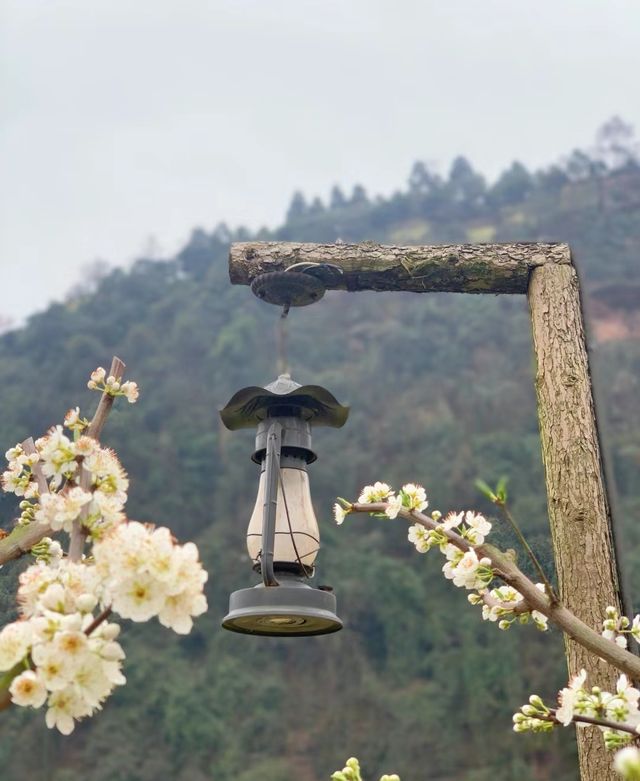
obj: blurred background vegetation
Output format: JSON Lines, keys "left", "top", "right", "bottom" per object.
{"left": 0, "top": 118, "right": 639, "bottom": 781}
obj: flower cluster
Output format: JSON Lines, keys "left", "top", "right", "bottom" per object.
{"left": 442, "top": 545, "right": 494, "bottom": 590}
{"left": 337, "top": 483, "right": 554, "bottom": 638}
{"left": 0, "top": 518, "right": 208, "bottom": 732}
{"left": 93, "top": 521, "right": 208, "bottom": 634}
{"left": 602, "top": 606, "right": 640, "bottom": 650}
{"left": 1, "top": 445, "right": 40, "bottom": 498}
{"left": 385, "top": 483, "right": 428, "bottom": 518}
{"left": 87, "top": 367, "right": 139, "bottom": 403}
{"left": 331, "top": 757, "right": 400, "bottom": 781}
{"left": 0, "top": 365, "right": 209, "bottom": 736}
{"left": 471, "top": 583, "right": 548, "bottom": 632}
{"left": 514, "top": 669, "right": 640, "bottom": 752}
{"left": 0, "top": 557, "right": 125, "bottom": 735}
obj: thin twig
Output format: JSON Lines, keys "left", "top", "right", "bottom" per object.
{"left": 84, "top": 606, "right": 113, "bottom": 636}
{"left": 536, "top": 709, "right": 640, "bottom": 737}
{"left": 498, "top": 500, "right": 558, "bottom": 603}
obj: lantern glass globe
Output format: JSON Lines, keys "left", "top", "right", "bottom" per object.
{"left": 247, "top": 466, "right": 319, "bottom": 568}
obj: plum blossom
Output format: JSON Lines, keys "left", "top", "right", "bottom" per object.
{"left": 333, "top": 503, "right": 348, "bottom": 525}
{"left": 0, "top": 621, "right": 33, "bottom": 671}
{"left": 36, "top": 426, "right": 77, "bottom": 487}
{"left": 556, "top": 668, "right": 588, "bottom": 726}
{"left": 87, "top": 367, "right": 140, "bottom": 403}
{"left": 443, "top": 548, "right": 493, "bottom": 590}
{"left": 120, "top": 381, "right": 139, "bottom": 403}
{"left": 93, "top": 521, "right": 208, "bottom": 631}
{"left": 9, "top": 671, "right": 48, "bottom": 708}
{"left": 358, "top": 482, "right": 393, "bottom": 504}
{"left": 407, "top": 524, "right": 432, "bottom": 553}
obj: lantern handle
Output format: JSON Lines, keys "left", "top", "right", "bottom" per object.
{"left": 261, "top": 421, "right": 282, "bottom": 587}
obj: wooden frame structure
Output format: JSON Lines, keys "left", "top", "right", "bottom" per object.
{"left": 229, "top": 240, "right": 626, "bottom": 781}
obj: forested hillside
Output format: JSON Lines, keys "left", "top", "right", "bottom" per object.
{"left": 1, "top": 122, "right": 639, "bottom": 781}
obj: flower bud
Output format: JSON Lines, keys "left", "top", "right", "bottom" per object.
{"left": 100, "top": 622, "right": 121, "bottom": 641}
{"left": 76, "top": 593, "right": 98, "bottom": 613}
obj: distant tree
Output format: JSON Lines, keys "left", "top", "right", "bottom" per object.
{"left": 564, "top": 149, "right": 606, "bottom": 182}
{"left": 330, "top": 186, "right": 347, "bottom": 210}
{"left": 488, "top": 162, "right": 534, "bottom": 206}
{"left": 408, "top": 161, "right": 442, "bottom": 197}
{"left": 447, "top": 156, "right": 486, "bottom": 208}
{"left": 233, "top": 226, "right": 252, "bottom": 241}
{"left": 286, "top": 191, "right": 308, "bottom": 221}
{"left": 212, "top": 222, "right": 232, "bottom": 244}
{"left": 594, "top": 116, "right": 640, "bottom": 172}
{"left": 350, "top": 184, "right": 369, "bottom": 206}
{"left": 308, "top": 196, "right": 326, "bottom": 216}
{"left": 535, "top": 165, "right": 569, "bottom": 193}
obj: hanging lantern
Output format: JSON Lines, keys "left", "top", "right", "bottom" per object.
{"left": 219, "top": 374, "right": 349, "bottom": 636}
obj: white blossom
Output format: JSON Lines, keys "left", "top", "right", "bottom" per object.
{"left": 407, "top": 524, "right": 431, "bottom": 553}
{"left": 358, "top": 482, "right": 394, "bottom": 504}
{"left": 0, "top": 621, "right": 33, "bottom": 671}
{"left": 83, "top": 447, "right": 129, "bottom": 500}
{"left": 120, "top": 381, "right": 139, "bottom": 403}
{"left": 37, "top": 426, "right": 77, "bottom": 487}
{"left": 32, "top": 642, "right": 74, "bottom": 691}
{"left": 441, "top": 511, "right": 464, "bottom": 530}
{"left": 556, "top": 668, "right": 587, "bottom": 726}
{"left": 400, "top": 483, "right": 428, "bottom": 512}
{"left": 333, "top": 503, "right": 348, "bottom": 525}
{"left": 45, "top": 686, "right": 86, "bottom": 735}
{"left": 384, "top": 495, "right": 403, "bottom": 519}
{"left": 443, "top": 548, "right": 493, "bottom": 590}
{"left": 9, "top": 670, "right": 48, "bottom": 708}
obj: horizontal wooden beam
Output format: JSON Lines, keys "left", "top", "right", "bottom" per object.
{"left": 229, "top": 241, "right": 572, "bottom": 294}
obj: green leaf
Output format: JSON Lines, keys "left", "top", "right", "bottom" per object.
{"left": 496, "top": 476, "right": 509, "bottom": 502}
{"left": 475, "top": 479, "right": 497, "bottom": 502}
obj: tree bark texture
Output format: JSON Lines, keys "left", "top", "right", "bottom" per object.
{"left": 528, "top": 263, "right": 624, "bottom": 781}
{"left": 229, "top": 241, "right": 571, "bottom": 294}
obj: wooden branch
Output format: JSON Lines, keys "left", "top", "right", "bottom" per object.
{"left": 349, "top": 503, "right": 640, "bottom": 681}
{"left": 229, "top": 241, "right": 571, "bottom": 294}
{"left": 528, "top": 264, "right": 623, "bottom": 780}
{"left": 0, "top": 356, "right": 126, "bottom": 566}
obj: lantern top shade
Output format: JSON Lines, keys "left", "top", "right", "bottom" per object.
{"left": 219, "top": 374, "right": 349, "bottom": 431}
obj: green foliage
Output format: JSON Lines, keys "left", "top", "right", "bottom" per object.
{"left": 1, "top": 150, "right": 639, "bottom": 779}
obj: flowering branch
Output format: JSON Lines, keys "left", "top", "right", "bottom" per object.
{"left": 537, "top": 710, "right": 640, "bottom": 737}
{"left": 348, "top": 501, "right": 640, "bottom": 680}
{"left": 69, "top": 356, "right": 125, "bottom": 562}
{"left": 0, "top": 363, "right": 207, "bottom": 735}
{"left": 338, "top": 481, "right": 640, "bottom": 778}
{"left": 0, "top": 356, "right": 127, "bottom": 566}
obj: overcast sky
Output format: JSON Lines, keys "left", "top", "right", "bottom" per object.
{"left": 1, "top": 0, "right": 639, "bottom": 324}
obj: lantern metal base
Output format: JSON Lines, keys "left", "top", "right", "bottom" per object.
{"left": 222, "top": 574, "right": 342, "bottom": 637}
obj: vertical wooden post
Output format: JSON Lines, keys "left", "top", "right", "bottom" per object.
{"left": 528, "top": 262, "right": 624, "bottom": 781}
